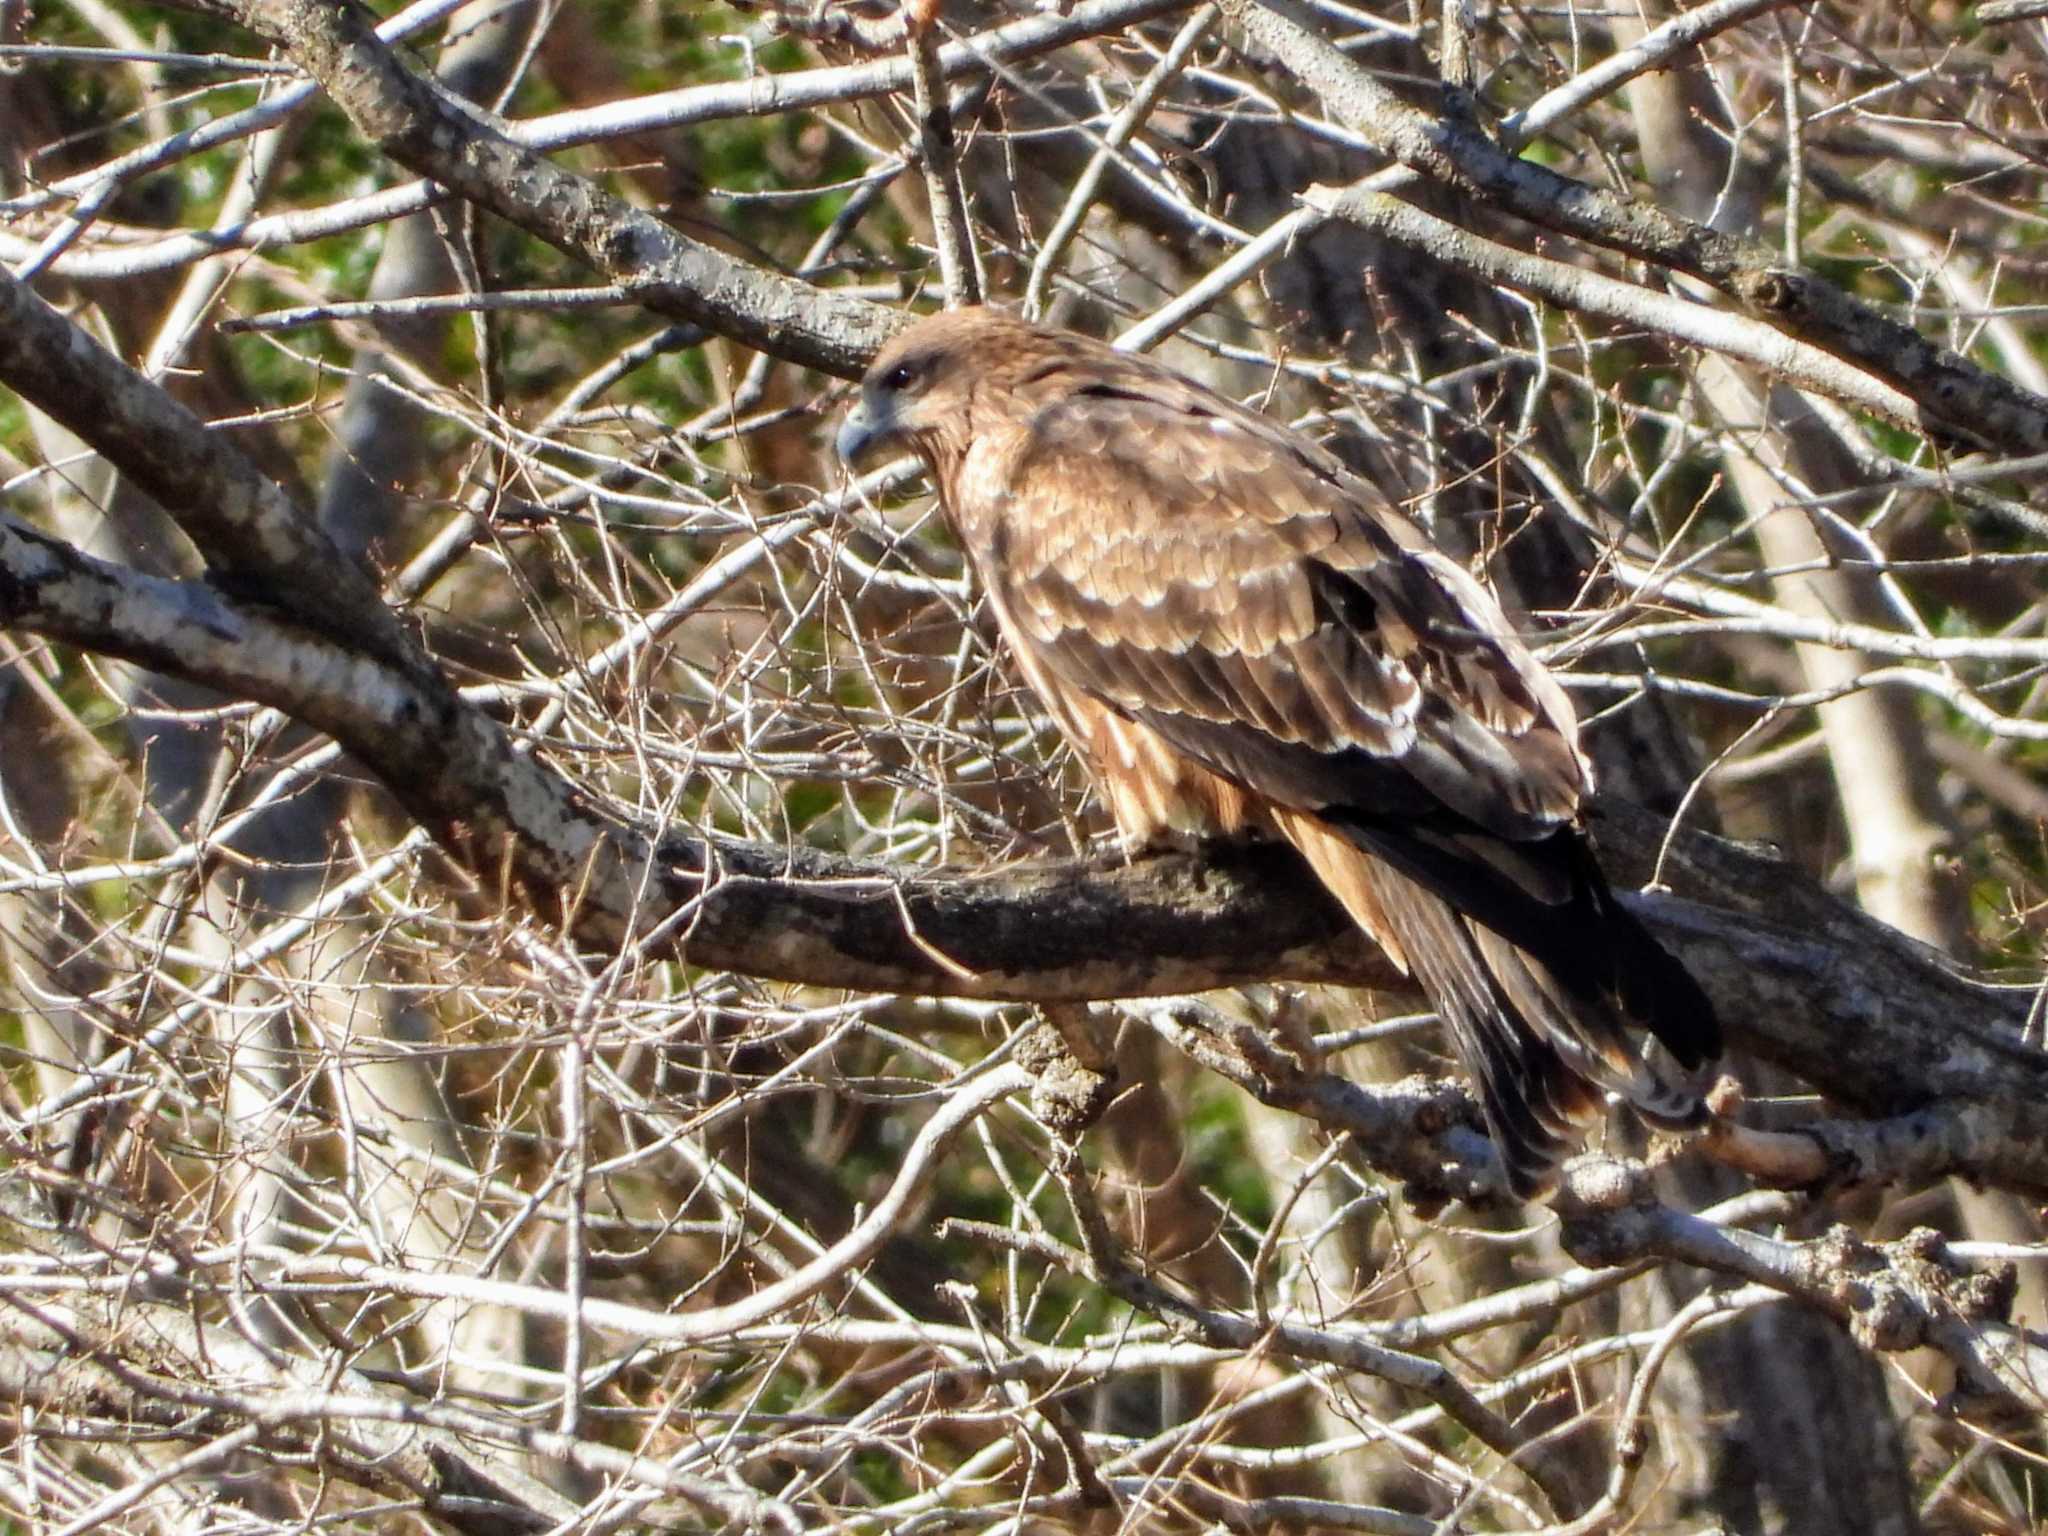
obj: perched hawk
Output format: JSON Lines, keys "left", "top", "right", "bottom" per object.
{"left": 838, "top": 308, "right": 1718, "bottom": 1196}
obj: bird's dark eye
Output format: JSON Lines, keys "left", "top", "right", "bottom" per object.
{"left": 881, "top": 361, "right": 916, "bottom": 392}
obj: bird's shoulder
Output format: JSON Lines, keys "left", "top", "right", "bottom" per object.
{"left": 963, "top": 358, "right": 1420, "bottom": 583}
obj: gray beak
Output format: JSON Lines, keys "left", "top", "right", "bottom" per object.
{"left": 836, "top": 394, "right": 890, "bottom": 467}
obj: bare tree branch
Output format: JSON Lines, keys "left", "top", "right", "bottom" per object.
{"left": 1216, "top": 0, "right": 2048, "bottom": 453}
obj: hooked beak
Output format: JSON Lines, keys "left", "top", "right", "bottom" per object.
{"left": 836, "top": 394, "right": 893, "bottom": 467}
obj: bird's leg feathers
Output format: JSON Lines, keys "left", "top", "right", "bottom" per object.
{"left": 1270, "top": 807, "right": 1411, "bottom": 973}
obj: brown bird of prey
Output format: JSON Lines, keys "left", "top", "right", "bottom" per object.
{"left": 838, "top": 308, "right": 1718, "bottom": 1196}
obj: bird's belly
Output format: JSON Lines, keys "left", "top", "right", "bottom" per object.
{"left": 990, "top": 618, "right": 1255, "bottom": 848}
{"left": 1088, "top": 711, "right": 1255, "bottom": 848}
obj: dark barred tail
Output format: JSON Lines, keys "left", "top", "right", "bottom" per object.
{"left": 1577, "top": 861, "right": 1720, "bottom": 1075}
{"left": 1328, "top": 816, "right": 1722, "bottom": 1198}
{"left": 1367, "top": 868, "right": 1602, "bottom": 1196}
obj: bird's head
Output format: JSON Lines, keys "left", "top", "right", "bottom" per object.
{"left": 837, "top": 307, "right": 1052, "bottom": 472}
{"left": 837, "top": 316, "right": 968, "bottom": 471}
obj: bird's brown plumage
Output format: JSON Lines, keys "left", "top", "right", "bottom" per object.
{"left": 838, "top": 308, "right": 1718, "bottom": 1196}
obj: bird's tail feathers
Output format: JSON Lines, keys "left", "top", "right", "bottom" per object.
{"left": 1329, "top": 815, "right": 1721, "bottom": 1072}
{"left": 1281, "top": 810, "right": 1717, "bottom": 1197}
{"left": 1369, "top": 866, "right": 1599, "bottom": 1196}
{"left": 1465, "top": 924, "right": 1709, "bottom": 1129}
{"left": 1570, "top": 868, "right": 1720, "bottom": 1072}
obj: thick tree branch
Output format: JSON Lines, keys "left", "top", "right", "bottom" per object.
{"left": 1302, "top": 182, "right": 1924, "bottom": 436}
{"left": 229, "top": 0, "right": 897, "bottom": 377}
{"left": 3, "top": 505, "right": 2044, "bottom": 1197}
{"left": 1556, "top": 1162, "right": 2044, "bottom": 1416}
{"left": 0, "top": 271, "right": 418, "bottom": 673}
